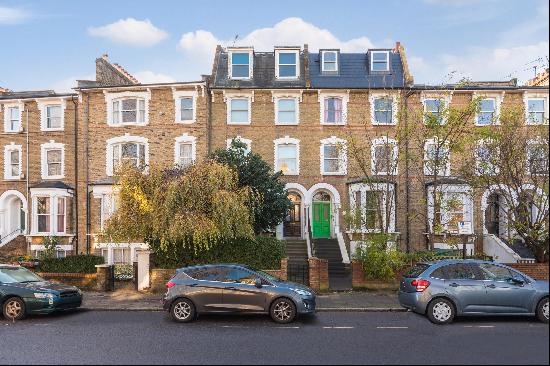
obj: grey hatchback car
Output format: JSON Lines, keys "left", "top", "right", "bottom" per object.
{"left": 399, "top": 260, "right": 549, "bottom": 325}
{"left": 162, "top": 264, "right": 316, "bottom": 323}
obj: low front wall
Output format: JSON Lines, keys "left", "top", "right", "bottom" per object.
{"left": 36, "top": 272, "right": 97, "bottom": 291}
{"left": 507, "top": 263, "right": 549, "bottom": 280}
{"left": 351, "top": 261, "right": 401, "bottom": 290}
{"left": 308, "top": 257, "right": 329, "bottom": 292}
{"left": 148, "top": 259, "right": 290, "bottom": 293}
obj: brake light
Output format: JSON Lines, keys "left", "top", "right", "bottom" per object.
{"left": 166, "top": 281, "right": 176, "bottom": 289}
{"left": 411, "top": 279, "right": 430, "bottom": 292}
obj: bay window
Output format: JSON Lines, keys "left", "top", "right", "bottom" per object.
{"left": 31, "top": 192, "right": 69, "bottom": 236}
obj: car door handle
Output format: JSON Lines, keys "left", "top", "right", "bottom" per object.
{"left": 449, "top": 283, "right": 460, "bottom": 287}
{"left": 486, "top": 284, "right": 496, "bottom": 289}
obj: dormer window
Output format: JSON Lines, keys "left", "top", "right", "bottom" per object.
{"left": 321, "top": 51, "right": 338, "bottom": 73}
{"left": 371, "top": 51, "right": 390, "bottom": 72}
{"left": 229, "top": 51, "right": 252, "bottom": 79}
{"left": 275, "top": 49, "right": 299, "bottom": 79}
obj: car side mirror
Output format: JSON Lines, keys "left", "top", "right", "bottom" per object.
{"left": 509, "top": 277, "right": 524, "bottom": 286}
{"left": 254, "top": 277, "right": 262, "bottom": 288}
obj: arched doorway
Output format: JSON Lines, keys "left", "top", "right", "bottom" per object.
{"left": 0, "top": 190, "right": 27, "bottom": 244}
{"left": 283, "top": 192, "right": 302, "bottom": 238}
{"left": 312, "top": 191, "right": 331, "bottom": 238}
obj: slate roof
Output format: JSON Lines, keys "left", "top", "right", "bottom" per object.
{"left": 309, "top": 51, "right": 405, "bottom": 89}
{"left": 30, "top": 181, "right": 74, "bottom": 190}
{"left": 212, "top": 50, "right": 307, "bottom": 89}
{"left": 0, "top": 90, "right": 75, "bottom": 100}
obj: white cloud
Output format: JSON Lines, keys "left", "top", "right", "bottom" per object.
{"left": 410, "top": 41, "right": 549, "bottom": 84}
{"left": 0, "top": 5, "right": 30, "bottom": 25}
{"left": 88, "top": 18, "right": 168, "bottom": 47}
{"left": 133, "top": 70, "right": 176, "bottom": 84}
{"left": 176, "top": 17, "right": 376, "bottom": 81}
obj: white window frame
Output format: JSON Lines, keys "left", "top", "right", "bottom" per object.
{"left": 273, "top": 92, "right": 301, "bottom": 125}
{"left": 427, "top": 184, "right": 473, "bottom": 234}
{"left": 105, "top": 91, "right": 150, "bottom": 127}
{"left": 105, "top": 134, "right": 149, "bottom": 176}
{"left": 421, "top": 93, "right": 452, "bottom": 125}
{"left": 174, "top": 133, "right": 197, "bottom": 168}
{"left": 228, "top": 48, "right": 253, "bottom": 80}
{"left": 173, "top": 89, "right": 197, "bottom": 124}
{"left": 349, "top": 183, "right": 396, "bottom": 233}
{"left": 275, "top": 48, "right": 300, "bottom": 79}
{"left": 475, "top": 139, "right": 500, "bottom": 176}
{"left": 30, "top": 188, "right": 72, "bottom": 236}
{"left": 37, "top": 98, "right": 66, "bottom": 132}
{"left": 524, "top": 92, "right": 549, "bottom": 125}
{"left": 92, "top": 185, "right": 118, "bottom": 231}
{"left": 424, "top": 138, "right": 451, "bottom": 176}
{"left": 370, "top": 92, "right": 398, "bottom": 125}
{"left": 320, "top": 136, "right": 347, "bottom": 176}
{"left": 526, "top": 138, "right": 549, "bottom": 176}
{"left": 321, "top": 50, "right": 338, "bottom": 73}
{"left": 2, "top": 102, "right": 23, "bottom": 133}
{"left": 4, "top": 143, "right": 22, "bottom": 180}
{"left": 319, "top": 92, "right": 349, "bottom": 125}
{"left": 370, "top": 51, "right": 390, "bottom": 72}
{"left": 371, "top": 137, "right": 398, "bottom": 175}
{"left": 40, "top": 141, "right": 65, "bottom": 180}
{"left": 226, "top": 136, "right": 252, "bottom": 154}
{"left": 474, "top": 92, "right": 503, "bottom": 126}
{"left": 274, "top": 136, "right": 300, "bottom": 176}
{"left": 225, "top": 92, "right": 253, "bottom": 125}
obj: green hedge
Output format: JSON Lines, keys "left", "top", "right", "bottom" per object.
{"left": 152, "top": 236, "right": 286, "bottom": 270}
{"left": 37, "top": 255, "right": 105, "bottom": 274}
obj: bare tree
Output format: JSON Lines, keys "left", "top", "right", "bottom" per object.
{"left": 460, "top": 103, "right": 549, "bottom": 262}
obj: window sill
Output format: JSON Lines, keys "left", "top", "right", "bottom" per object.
{"left": 227, "top": 121, "right": 252, "bottom": 125}
{"left": 321, "top": 122, "right": 346, "bottom": 126}
{"left": 372, "top": 121, "right": 397, "bottom": 126}
{"left": 107, "top": 122, "right": 149, "bottom": 127}
{"left": 41, "top": 128, "right": 64, "bottom": 132}
{"left": 41, "top": 175, "right": 65, "bottom": 180}
{"left": 27, "top": 233, "right": 74, "bottom": 237}
{"left": 3, "top": 177, "right": 23, "bottom": 181}
{"left": 2, "top": 130, "right": 24, "bottom": 134}
{"left": 280, "top": 172, "right": 299, "bottom": 176}
{"left": 321, "top": 172, "right": 346, "bottom": 176}
{"left": 175, "top": 120, "right": 196, "bottom": 124}
{"left": 275, "top": 122, "right": 299, "bottom": 126}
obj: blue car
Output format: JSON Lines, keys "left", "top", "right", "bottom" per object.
{"left": 398, "top": 260, "right": 549, "bottom": 324}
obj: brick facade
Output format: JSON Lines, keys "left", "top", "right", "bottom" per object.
{"left": 1, "top": 46, "right": 548, "bottom": 268}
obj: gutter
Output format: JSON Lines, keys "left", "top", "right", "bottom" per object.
{"left": 85, "top": 92, "right": 91, "bottom": 254}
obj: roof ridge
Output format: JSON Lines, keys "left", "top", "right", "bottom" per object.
{"left": 111, "top": 62, "right": 140, "bottom": 84}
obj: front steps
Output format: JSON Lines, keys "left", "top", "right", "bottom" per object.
{"left": 284, "top": 239, "right": 308, "bottom": 263}
{"left": 313, "top": 238, "right": 351, "bottom": 290}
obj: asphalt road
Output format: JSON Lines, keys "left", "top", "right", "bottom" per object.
{"left": 0, "top": 310, "right": 548, "bottom": 365}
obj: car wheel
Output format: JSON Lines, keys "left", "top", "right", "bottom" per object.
{"left": 536, "top": 298, "right": 549, "bottom": 324}
{"left": 170, "top": 298, "right": 196, "bottom": 323}
{"left": 427, "top": 298, "right": 455, "bottom": 325}
{"left": 3, "top": 297, "right": 26, "bottom": 321}
{"left": 270, "top": 298, "right": 296, "bottom": 324}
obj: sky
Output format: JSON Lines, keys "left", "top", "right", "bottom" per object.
{"left": 1, "top": 0, "right": 548, "bottom": 92}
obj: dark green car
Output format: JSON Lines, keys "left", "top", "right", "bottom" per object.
{"left": 0, "top": 265, "right": 82, "bottom": 320}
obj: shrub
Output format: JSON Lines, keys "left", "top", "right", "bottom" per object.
{"left": 152, "top": 236, "right": 286, "bottom": 270}
{"left": 355, "top": 239, "right": 410, "bottom": 281}
{"left": 37, "top": 255, "right": 105, "bottom": 274}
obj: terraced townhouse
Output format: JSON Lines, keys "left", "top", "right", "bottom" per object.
{"left": 0, "top": 44, "right": 548, "bottom": 281}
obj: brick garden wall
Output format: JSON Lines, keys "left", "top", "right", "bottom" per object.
{"left": 308, "top": 257, "right": 329, "bottom": 292}
{"left": 36, "top": 272, "right": 97, "bottom": 291}
{"left": 507, "top": 263, "right": 549, "bottom": 280}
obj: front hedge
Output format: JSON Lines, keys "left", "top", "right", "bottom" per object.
{"left": 152, "top": 236, "right": 286, "bottom": 270}
{"left": 37, "top": 255, "right": 105, "bottom": 274}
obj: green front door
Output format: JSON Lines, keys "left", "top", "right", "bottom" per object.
{"left": 312, "top": 202, "right": 331, "bottom": 238}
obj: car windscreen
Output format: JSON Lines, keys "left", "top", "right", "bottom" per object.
{"left": 0, "top": 268, "right": 44, "bottom": 284}
{"left": 403, "top": 263, "right": 430, "bottom": 278}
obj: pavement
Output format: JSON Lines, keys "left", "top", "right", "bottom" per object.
{"left": 81, "top": 288, "right": 403, "bottom": 312}
{"left": 1, "top": 311, "right": 548, "bottom": 364}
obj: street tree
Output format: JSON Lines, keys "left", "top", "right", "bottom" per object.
{"left": 210, "top": 139, "right": 291, "bottom": 234}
